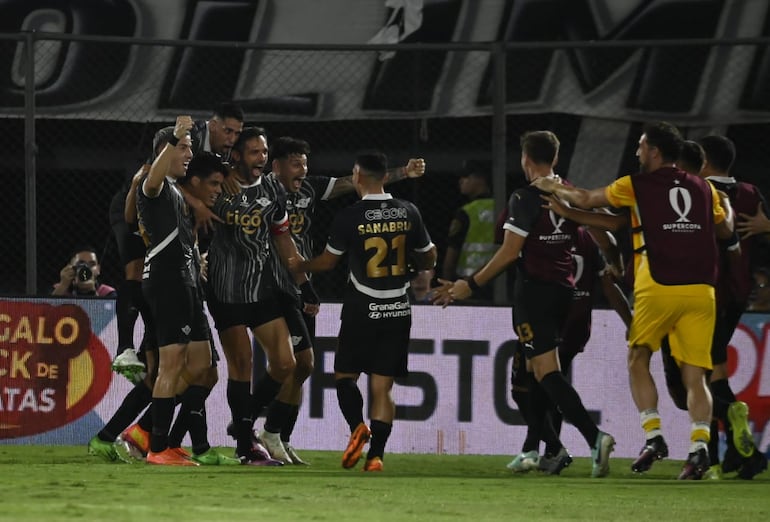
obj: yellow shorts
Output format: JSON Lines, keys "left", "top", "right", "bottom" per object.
{"left": 628, "top": 292, "right": 715, "bottom": 370}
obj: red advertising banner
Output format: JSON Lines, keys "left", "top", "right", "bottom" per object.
{"left": 0, "top": 300, "right": 112, "bottom": 439}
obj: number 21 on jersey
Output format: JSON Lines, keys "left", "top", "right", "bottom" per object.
{"left": 365, "top": 234, "right": 406, "bottom": 278}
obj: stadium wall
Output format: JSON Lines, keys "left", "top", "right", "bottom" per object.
{"left": 2, "top": 297, "right": 769, "bottom": 459}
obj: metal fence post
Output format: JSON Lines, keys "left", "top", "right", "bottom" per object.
{"left": 24, "top": 31, "right": 37, "bottom": 295}
{"left": 491, "top": 41, "right": 507, "bottom": 305}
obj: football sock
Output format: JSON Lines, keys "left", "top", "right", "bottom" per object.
{"left": 281, "top": 404, "right": 300, "bottom": 443}
{"left": 149, "top": 397, "right": 174, "bottom": 453}
{"left": 99, "top": 380, "right": 152, "bottom": 441}
{"left": 640, "top": 409, "right": 663, "bottom": 440}
{"left": 539, "top": 371, "right": 599, "bottom": 447}
{"left": 689, "top": 421, "right": 711, "bottom": 453}
{"left": 708, "top": 419, "right": 720, "bottom": 466}
{"left": 264, "top": 400, "right": 293, "bottom": 434}
{"left": 523, "top": 374, "right": 547, "bottom": 453}
{"left": 367, "top": 419, "right": 392, "bottom": 460}
{"left": 544, "top": 408, "right": 564, "bottom": 456}
{"left": 115, "top": 280, "right": 141, "bottom": 354}
{"left": 227, "top": 379, "right": 253, "bottom": 454}
{"left": 168, "top": 385, "right": 210, "bottom": 454}
{"left": 336, "top": 378, "right": 365, "bottom": 432}
{"left": 709, "top": 378, "right": 736, "bottom": 421}
{"left": 137, "top": 399, "right": 154, "bottom": 433}
{"left": 251, "top": 373, "right": 283, "bottom": 419}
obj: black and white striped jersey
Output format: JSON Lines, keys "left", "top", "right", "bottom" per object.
{"left": 206, "top": 175, "right": 289, "bottom": 303}
{"left": 280, "top": 173, "right": 336, "bottom": 259}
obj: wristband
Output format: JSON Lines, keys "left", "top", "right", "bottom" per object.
{"left": 167, "top": 135, "right": 180, "bottom": 146}
{"left": 465, "top": 275, "right": 482, "bottom": 293}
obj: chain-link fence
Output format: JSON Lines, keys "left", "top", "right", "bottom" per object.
{"left": 3, "top": 33, "right": 770, "bottom": 299}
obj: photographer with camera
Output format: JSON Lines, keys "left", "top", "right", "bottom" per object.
{"left": 52, "top": 246, "right": 116, "bottom": 297}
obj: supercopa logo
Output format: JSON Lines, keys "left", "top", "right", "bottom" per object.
{"left": 663, "top": 186, "right": 702, "bottom": 231}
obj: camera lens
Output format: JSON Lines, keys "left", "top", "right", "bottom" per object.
{"left": 76, "top": 264, "right": 92, "bottom": 282}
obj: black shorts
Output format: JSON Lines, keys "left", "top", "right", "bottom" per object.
{"left": 206, "top": 289, "right": 284, "bottom": 331}
{"left": 277, "top": 292, "right": 312, "bottom": 353}
{"left": 112, "top": 220, "right": 146, "bottom": 266}
{"left": 143, "top": 281, "right": 210, "bottom": 347}
{"left": 711, "top": 301, "right": 744, "bottom": 366}
{"left": 512, "top": 276, "right": 572, "bottom": 359}
{"left": 336, "top": 289, "right": 411, "bottom": 378}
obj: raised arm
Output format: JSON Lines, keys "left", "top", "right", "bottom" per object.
{"left": 533, "top": 176, "right": 610, "bottom": 210}
{"left": 327, "top": 158, "right": 426, "bottom": 199}
{"left": 541, "top": 194, "right": 628, "bottom": 232}
{"left": 144, "top": 115, "right": 193, "bottom": 197}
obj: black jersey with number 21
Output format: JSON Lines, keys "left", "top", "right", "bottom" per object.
{"left": 326, "top": 194, "right": 433, "bottom": 299}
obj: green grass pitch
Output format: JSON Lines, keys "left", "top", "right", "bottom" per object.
{"left": 1, "top": 445, "right": 768, "bottom": 522}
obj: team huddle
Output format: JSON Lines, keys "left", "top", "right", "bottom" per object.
{"left": 89, "top": 108, "right": 767, "bottom": 480}
{"left": 89, "top": 104, "right": 434, "bottom": 470}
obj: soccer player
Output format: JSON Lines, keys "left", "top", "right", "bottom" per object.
{"left": 665, "top": 135, "right": 769, "bottom": 479}
{"left": 135, "top": 115, "right": 215, "bottom": 466}
{"left": 289, "top": 151, "right": 436, "bottom": 472}
{"left": 205, "top": 127, "right": 307, "bottom": 465}
{"left": 253, "top": 136, "right": 427, "bottom": 464}
{"left": 109, "top": 128, "right": 176, "bottom": 382}
{"left": 433, "top": 131, "right": 616, "bottom": 478}
{"left": 534, "top": 121, "right": 736, "bottom": 480}
{"left": 508, "top": 224, "right": 632, "bottom": 474}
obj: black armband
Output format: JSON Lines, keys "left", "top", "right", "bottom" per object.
{"left": 167, "top": 135, "right": 180, "bottom": 146}
{"left": 465, "top": 275, "right": 482, "bottom": 294}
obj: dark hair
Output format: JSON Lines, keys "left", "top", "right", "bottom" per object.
{"left": 212, "top": 102, "right": 244, "bottom": 122}
{"left": 180, "top": 151, "right": 229, "bottom": 185}
{"left": 520, "top": 130, "right": 560, "bottom": 165}
{"left": 233, "top": 126, "right": 267, "bottom": 154}
{"left": 151, "top": 126, "right": 176, "bottom": 161}
{"left": 678, "top": 140, "right": 705, "bottom": 175}
{"left": 355, "top": 150, "right": 388, "bottom": 180}
{"left": 271, "top": 136, "right": 311, "bottom": 161}
{"left": 461, "top": 159, "right": 491, "bottom": 185}
{"left": 698, "top": 135, "right": 736, "bottom": 173}
{"left": 68, "top": 245, "right": 98, "bottom": 262}
{"left": 642, "top": 121, "right": 683, "bottom": 162}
